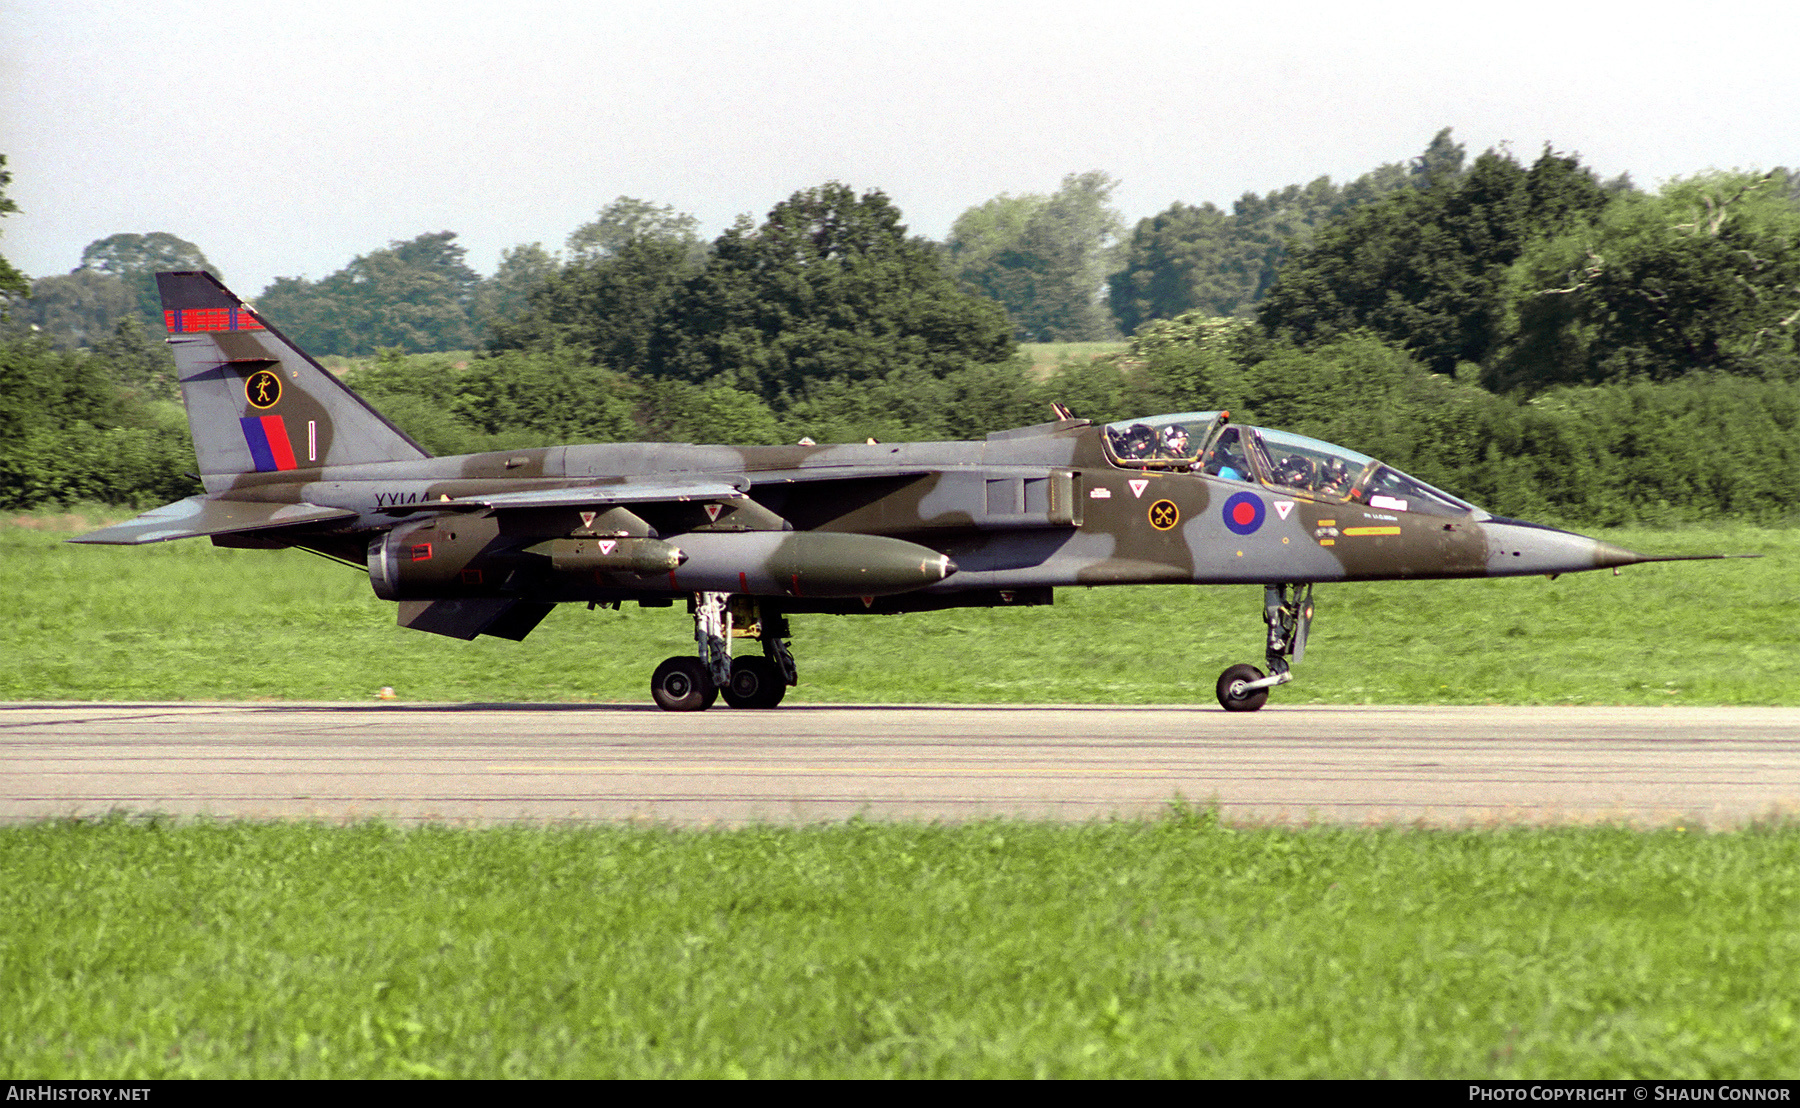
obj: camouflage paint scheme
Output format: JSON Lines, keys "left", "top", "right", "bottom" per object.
{"left": 73, "top": 272, "right": 1725, "bottom": 711}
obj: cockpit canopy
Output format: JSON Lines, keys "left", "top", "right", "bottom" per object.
{"left": 1101, "top": 411, "right": 1486, "bottom": 520}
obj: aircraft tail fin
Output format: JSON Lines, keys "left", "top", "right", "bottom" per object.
{"left": 157, "top": 271, "right": 430, "bottom": 490}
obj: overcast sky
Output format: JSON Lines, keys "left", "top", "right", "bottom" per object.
{"left": 5, "top": 0, "right": 1795, "bottom": 294}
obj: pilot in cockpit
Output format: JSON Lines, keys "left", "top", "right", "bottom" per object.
{"left": 1200, "top": 426, "right": 1250, "bottom": 482}
{"left": 1319, "top": 457, "right": 1353, "bottom": 497}
{"left": 1109, "top": 423, "right": 1157, "bottom": 460}
{"left": 1272, "top": 454, "right": 1316, "bottom": 490}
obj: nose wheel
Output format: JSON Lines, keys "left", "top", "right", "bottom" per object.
{"left": 1214, "top": 583, "right": 1313, "bottom": 712}
{"left": 1215, "top": 664, "right": 1270, "bottom": 712}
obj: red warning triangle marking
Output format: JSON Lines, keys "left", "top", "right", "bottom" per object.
{"left": 1128, "top": 479, "right": 1149, "bottom": 499}
{"left": 704, "top": 503, "right": 723, "bottom": 522}
{"left": 580, "top": 511, "right": 596, "bottom": 527}
{"left": 1274, "top": 500, "right": 1295, "bottom": 520}
{"left": 599, "top": 540, "right": 617, "bottom": 555}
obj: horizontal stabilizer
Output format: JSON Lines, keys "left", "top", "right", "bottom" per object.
{"left": 68, "top": 496, "right": 358, "bottom": 545}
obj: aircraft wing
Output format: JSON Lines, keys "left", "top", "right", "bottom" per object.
{"left": 68, "top": 496, "right": 359, "bottom": 545}
{"left": 744, "top": 465, "right": 935, "bottom": 487}
{"left": 423, "top": 479, "right": 753, "bottom": 513}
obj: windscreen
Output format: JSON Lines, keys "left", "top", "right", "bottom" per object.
{"left": 1103, "top": 412, "right": 1486, "bottom": 518}
{"left": 1100, "top": 412, "right": 1219, "bottom": 468}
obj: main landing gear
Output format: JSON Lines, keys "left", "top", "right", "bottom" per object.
{"left": 1215, "top": 582, "right": 1314, "bottom": 712}
{"left": 650, "top": 592, "right": 798, "bottom": 712}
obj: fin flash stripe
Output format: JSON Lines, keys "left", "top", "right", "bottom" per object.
{"left": 240, "top": 415, "right": 298, "bottom": 472}
{"left": 165, "top": 307, "right": 266, "bottom": 333}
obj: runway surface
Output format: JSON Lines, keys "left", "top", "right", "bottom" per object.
{"left": 3, "top": 702, "right": 1798, "bottom": 828}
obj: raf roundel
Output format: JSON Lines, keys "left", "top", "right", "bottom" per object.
{"left": 1222, "top": 491, "right": 1265, "bottom": 536}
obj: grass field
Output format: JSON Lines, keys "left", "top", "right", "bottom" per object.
{"left": 4, "top": 813, "right": 1798, "bottom": 1078}
{"left": 1019, "top": 341, "right": 1129, "bottom": 380}
{"left": 3, "top": 512, "right": 1791, "bottom": 706}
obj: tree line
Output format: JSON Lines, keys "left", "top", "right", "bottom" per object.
{"left": 2, "top": 131, "right": 1469, "bottom": 355}
{"left": 2, "top": 137, "right": 1798, "bottom": 525}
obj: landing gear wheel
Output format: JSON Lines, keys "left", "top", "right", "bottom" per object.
{"left": 721, "top": 656, "right": 787, "bottom": 709}
{"left": 651, "top": 656, "right": 717, "bottom": 712}
{"left": 1216, "top": 663, "right": 1269, "bottom": 712}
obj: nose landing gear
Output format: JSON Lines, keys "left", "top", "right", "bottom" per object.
{"left": 1215, "top": 583, "right": 1313, "bottom": 712}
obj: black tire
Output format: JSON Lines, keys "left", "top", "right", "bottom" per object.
{"left": 721, "top": 656, "right": 787, "bottom": 709}
{"left": 1216, "top": 663, "right": 1269, "bottom": 712}
{"left": 651, "top": 656, "right": 717, "bottom": 712}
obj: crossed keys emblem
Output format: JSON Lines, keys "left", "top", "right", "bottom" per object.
{"left": 1148, "top": 499, "right": 1179, "bottom": 531}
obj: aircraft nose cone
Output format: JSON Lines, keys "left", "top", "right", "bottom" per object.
{"left": 1591, "top": 541, "right": 1642, "bottom": 569}
{"left": 1482, "top": 518, "right": 1647, "bottom": 577}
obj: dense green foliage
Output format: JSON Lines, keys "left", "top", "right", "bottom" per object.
{"left": 1255, "top": 149, "right": 1800, "bottom": 396}
{"left": 1493, "top": 173, "right": 1800, "bottom": 390}
{"left": 487, "top": 234, "right": 696, "bottom": 371}
{"left": 255, "top": 232, "right": 484, "bottom": 356}
{"left": 947, "top": 171, "right": 1124, "bottom": 342}
{"left": 0, "top": 328, "right": 196, "bottom": 511}
{"left": 1108, "top": 153, "right": 1413, "bottom": 332}
{"left": 330, "top": 351, "right": 610, "bottom": 457}
{"left": 14, "top": 232, "right": 218, "bottom": 349}
{"left": 489, "top": 186, "right": 1022, "bottom": 424}
{"left": 486, "top": 197, "right": 705, "bottom": 368}
{"left": 0, "top": 156, "right": 32, "bottom": 307}
{"left": 77, "top": 233, "right": 217, "bottom": 327}
{"left": 13, "top": 269, "right": 138, "bottom": 348}
{"left": 5, "top": 814, "right": 1799, "bottom": 1077}
{"left": 1257, "top": 144, "right": 1616, "bottom": 374}
{"left": 650, "top": 184, "right": 1016, "bottom": 406}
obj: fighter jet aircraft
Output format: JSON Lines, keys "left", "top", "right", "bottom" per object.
{"left": 73, "top": 271, "right": 1737, "bottom": 711}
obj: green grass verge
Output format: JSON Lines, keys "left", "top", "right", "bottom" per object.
{"left": 1020, "top": 341, "right": 1128, "bottom": 381}
{"left": 4, "top": 813, "right": 1796, "bottom": 1078}
{"left": 4, "top": 513, "right": 1791, "bottom": 705}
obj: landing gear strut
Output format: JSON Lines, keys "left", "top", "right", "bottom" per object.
{"left": 1215, "top": 583, "right": 1313, "bottom": 712}
{"left": 650, "top": 593, "right": 797, "bottom": 711}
